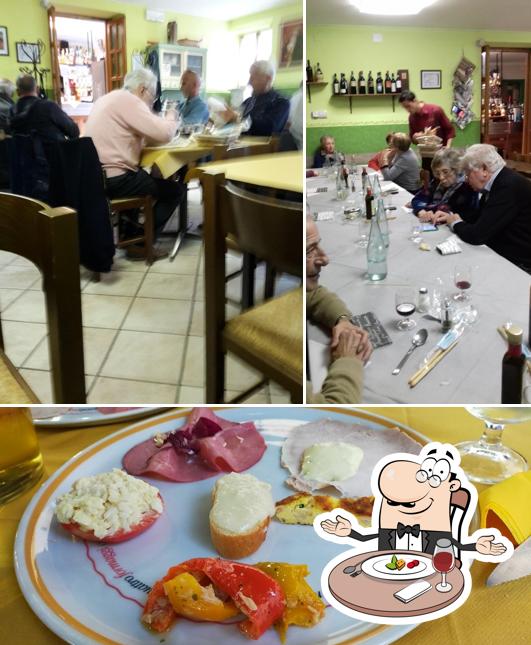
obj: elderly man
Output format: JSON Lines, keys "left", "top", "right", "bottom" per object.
{"left": 312, "top": 135, "right": 342, "bottom": 169}
{"left": 85, "top": 67, "right": 184, "bottom": 254}
{"left": 399, "top": 91, "right": 455, "bottom": 148}
{"left": 223, "top": 60, "right": 289, "bottom": 136}
{"left": 434, "top": 144, "right": 531, "bottom": 273}
{"left": 178, "top": 69, "right": 209, "bottom": 125}
{"left": 307, "top": 214, "right": 372, "bottom": 403}
{"left": 10, "top": 74, "right": 79, "bottom": 141}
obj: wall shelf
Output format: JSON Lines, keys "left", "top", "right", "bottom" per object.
{"left": 306, "top": 81, "right": 327, "bottom": 103}
{"left": 332, "top": 92, "right": 399, "bottom": 113}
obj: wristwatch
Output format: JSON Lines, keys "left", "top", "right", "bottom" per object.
{"left": 334, "top": 314, "right": 351, "bottom": 326}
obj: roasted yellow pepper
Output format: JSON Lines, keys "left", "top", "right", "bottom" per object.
{"left": 163, "top": 572, "right": 239, "bottom": 622}
{"left": 254, "top": 562, "right": 326, "bottom": 643}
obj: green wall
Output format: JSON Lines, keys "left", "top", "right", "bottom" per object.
{"left": 307, "top": 24, "right": 531, "bottom": 152}
{"left": 0, "top": 0, "right": 301, "bottom": 96}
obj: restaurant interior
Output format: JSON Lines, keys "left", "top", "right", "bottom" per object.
{"left": 305, "top": 0, "right": 531, "bottom": 405}
{"left": 0, "top": 0, "right": 303, "bottom": 404}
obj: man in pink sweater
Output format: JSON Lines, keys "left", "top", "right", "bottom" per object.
{"left": 84, "top": 67, "right": 184, "bottom": 254}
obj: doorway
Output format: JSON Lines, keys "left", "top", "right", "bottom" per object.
{"left": 481, "top": 46, "right": 530, "bottom": 157}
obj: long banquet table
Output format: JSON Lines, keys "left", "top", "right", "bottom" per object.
{"left": 307, "top": 169, "right": 531, "bottom": 403}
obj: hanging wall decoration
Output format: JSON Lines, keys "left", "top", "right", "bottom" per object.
{"left": 452, "top": 56, "right": 476, "bottom": 129}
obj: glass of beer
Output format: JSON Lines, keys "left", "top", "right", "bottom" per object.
{"left": 0, "top": 408, "right": 44, "bottom": 505}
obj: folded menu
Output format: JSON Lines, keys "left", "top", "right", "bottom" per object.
{"left": 350, "top": 312, "right": 392, "bottom": 349}
{"left": 436, "top": 235, "right": 462, "bottom": 255}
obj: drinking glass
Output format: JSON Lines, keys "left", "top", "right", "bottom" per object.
{"left": 454, "top": 265, "right": 472, "bottom": 301}
{"left": 0, "top": 408, "right": 44, "bottom": 505}
{"left": 357, "top": 217, "right": 370, "bottom": 247}
{"left": 410, "top": 220, "right": 422, "bottom": 242}
{"left": 395, "top": 287, "right": 417, "bottom": 330}
{"left": 456, "top": 406, "right": 531, "bottom": 484}
{"left": 433, "top": 538, "right": 455, "bottom": 593}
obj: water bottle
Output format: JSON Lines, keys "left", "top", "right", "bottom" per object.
{"left": 375, "top": 197, "right": 389, "bottom": 247}
{"left": 366, "top": 217, "right": 387, "bottom": 281}
{"left": 336, "top": 166, "right": 348, "bottom": 201}
{"left": 371, "top": 174, "right": 382, "bottom": 198}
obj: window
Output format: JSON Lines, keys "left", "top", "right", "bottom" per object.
{"left": 237, "top": 28, "right": 273, "bottom": 88}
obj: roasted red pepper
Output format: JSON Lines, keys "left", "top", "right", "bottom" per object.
{"left": 142, "top": 557, "right": 286, "bottom": 639}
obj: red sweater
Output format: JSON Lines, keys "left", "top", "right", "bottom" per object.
{"left": 408, "top": 103, "right": 455, "bottom": 146}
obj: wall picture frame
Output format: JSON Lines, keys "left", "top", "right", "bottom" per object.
{"left": 16, "top": 41, "right": 41, "bottom": 64}
{"left": 421, "top": 69, "right": 441, "bottom": 90}
{"left": 278, "top": 19, "right": 303, "bottom": 68}
{"left": 0, "top": 26, "right": 8, "bottom": 56}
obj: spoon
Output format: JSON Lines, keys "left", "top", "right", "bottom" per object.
{"left": 392, "top": 328, "right": 428, "bottom": 375}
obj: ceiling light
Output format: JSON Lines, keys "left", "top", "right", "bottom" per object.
{"left": 350, "top": 0, "right": 438, "bottom": 16}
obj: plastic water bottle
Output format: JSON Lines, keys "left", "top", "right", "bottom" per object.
{"left": 366, "top": 217, "right": 387, "bottom": 281}
{"left": 375, "top": 198, "right": 389, "bottom": 247}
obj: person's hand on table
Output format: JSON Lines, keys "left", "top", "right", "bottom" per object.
{"left": 220, "top": 106, "right": 239, "bottom": 123}
{"left": 331, "top": 320, "right": 373, "bottom": 363}
{"left": 435, "top": 211, "right": 462, "bottom": 226}
{"left": 321, "top": 514, "right": 352, "bottom": 537}
{"left": 475, "top": 534, "right": 508, "bottom": 556}
{"left": 418, "top": 209, "right": 437, "bottom": 223}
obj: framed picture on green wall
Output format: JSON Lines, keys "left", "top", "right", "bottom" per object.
{"left": 0, "top": 27, "right": 8, "bottom": 56}
{"left": 421, "top": 70, "right": 441, "bottom": 90}
{"left": 279, "top": 19, "right": 302, "bottom": 68}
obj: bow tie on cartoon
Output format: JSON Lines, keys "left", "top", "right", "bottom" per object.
{"left": 396, "top": 522, "right": 421, "bottom": 538}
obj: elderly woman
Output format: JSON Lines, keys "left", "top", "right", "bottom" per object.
{"left": 435, "top": 144, "right": 531, "bottom": 272}
{"left": 379, "top": 132, "right": 421, "bottom": 193}
{"left": 313, "top": 134, "right": 341, "bottom": 168}
{"left": 412, "top": 148, "right": 477, "bottom": 223}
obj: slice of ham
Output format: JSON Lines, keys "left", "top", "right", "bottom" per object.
{"left": 122, "top": 409, "right": 266, "bottom": 482}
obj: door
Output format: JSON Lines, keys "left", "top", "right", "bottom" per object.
{"left": 47, "top": 6, "right": 62, "bottom": 103}
{"left": 105, "top": 15, "right": 127, "bottom": 91}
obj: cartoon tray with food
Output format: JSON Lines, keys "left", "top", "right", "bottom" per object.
{"left": 15, "top": 407, "right": 427, "bottom": 645}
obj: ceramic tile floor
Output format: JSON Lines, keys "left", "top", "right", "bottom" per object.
{"left": 0, "top": 185, "right": 297, "bottom": 404}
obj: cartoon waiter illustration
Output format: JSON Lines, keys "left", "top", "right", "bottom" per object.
{"left": 315, "top": 443, "right": 512, "bottom": 624}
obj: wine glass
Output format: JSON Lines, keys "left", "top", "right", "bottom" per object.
{"left": 395, "top": 287, "right": 417, "bottom": 331}
{"left": 433, "top": 538, "right": 455, "bottom": 593}
{"left": 454, "top": 265, "right": 472, "bottom": 301}
{"left": 456, "top": 406, "right": 531, "bottom": 484}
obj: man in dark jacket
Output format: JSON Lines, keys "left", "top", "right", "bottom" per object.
{"left": 9, "top": 74, "right": 79, "bottom": 141}
{"left": 222, "top": 60, "right": 289, "bottom": 136}
{"left": 435, "top": 144, "right": 531, "bottom": 273}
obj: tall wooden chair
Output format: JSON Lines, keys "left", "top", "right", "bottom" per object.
{"left": 0, "top": 193, "right": 86, "bottom": 402}
{"left": 202, "top": 172, "right": 303, "bottom": 403}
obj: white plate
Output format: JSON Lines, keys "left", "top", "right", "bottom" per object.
{"left": 362, "top": 554, "right": 435, "bottom": 581}
{"left": 15, "top": 407, "right": 428, "bottom": 645}
{"left": 31, "top": 407, "right": 169, "bottom": 428}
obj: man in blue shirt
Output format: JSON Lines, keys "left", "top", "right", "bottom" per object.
{"left": 178, "top": 70, "right": 209, "bottom": 125}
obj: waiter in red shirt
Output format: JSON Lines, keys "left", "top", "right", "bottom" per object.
{"left": 399, "top": 90, "right": 455, "bottom": 171}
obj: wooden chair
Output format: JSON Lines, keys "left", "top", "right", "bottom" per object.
{"left": 202, "top": 172, "right": 303, "bottom": 403}
{"left": 110, "top": 195, "right": 155, "bottom": 264}
{"left": 0, "top": 192, "right": 86, "bottom": 402}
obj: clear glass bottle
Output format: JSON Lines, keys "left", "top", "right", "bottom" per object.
{"left": 366, "top": 217, "right": 387, "bottom": 281}
{"left": 375, "top": 197, "right": 389, "bottom": 247}
{"left": 417, "top": 287, "right": 430, "bottom": 313}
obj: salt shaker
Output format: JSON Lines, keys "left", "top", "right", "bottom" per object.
{"left": 417, "top": 287, "right": 430, "bottom": 313}
{"left": 441, "top": 298, "right": 454, "bottom": 332}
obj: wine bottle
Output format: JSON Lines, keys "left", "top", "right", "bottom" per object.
{"left": 368, "top": 71, "right": 375, "bottom": 95}
{"left": 350, "top": 70, "right": 357, "bottom": 94}
{"left": 365, "top": 187, "right": 374, "bottom": 220}
{"left": 376, "top": 72, "right": 383, "bottom": 94}
{"left": 385, "top": 71, "right": 392, "bottom": 94}
{"left": 396, "top": 71, "right": 402, "bottom": 92}
{"left": 341, "top": 159, "right": 349, "bottom": 188}
{"left": 306, "top": 59, "right": 314, "bottom": 83}
{"left": 339, "top": 73, "right": 347, "bottom": 94}
{"left": 366, "top": 216, "right": 387, "bottom": 281}
{"left": 315, "top": 62, "right": 323, "bottom": 81}
{"left": 361, "top": 166, "right": 368, "bottom": 193}
{"left": 358, "top": 70, "right": 366, "bottom": 95}
{"left": 333, "top": 73, "right": 340, "bottom": 95}
{"left": 391, "top": 73, "right": 397, "bottom": 93}
{"left": 501, "top": 326, "right": 525, "bottom": 403}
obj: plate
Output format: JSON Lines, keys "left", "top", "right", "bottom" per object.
{"left": 31, "top": 407, "right": 169, "bottom": 428}
{"left": 362, "top": 553, "right": 435, "bottom": 581}
{"left": 15, "top": 407, "right": 428, "bottom": 645}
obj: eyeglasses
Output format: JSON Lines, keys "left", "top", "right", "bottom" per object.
{"left": 434, "top": 168, "right": 453, "bottom": 178}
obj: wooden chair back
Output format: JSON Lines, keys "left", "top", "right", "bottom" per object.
{"left": 0, "top": 192, "right": 86, "bottom": 402}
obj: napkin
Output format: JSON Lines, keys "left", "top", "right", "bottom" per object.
{"left": 436, "top": 235, "right": 462, "bottom": 255}
{"left": 479, "top": 471, "right": 531, "bottom": 546}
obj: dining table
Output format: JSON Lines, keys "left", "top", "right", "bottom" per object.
{"left": 1, "top": 406, "right": 529, "bottom": 645}
{"left": 307, "top": 168, "right": 531, "bottom": 403}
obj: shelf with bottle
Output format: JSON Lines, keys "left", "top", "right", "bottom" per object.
{"left": 330, "top": 70, "right": 407, "bottom": 113}
{"left": 306, "top": 60, "right": 327, "bottom": 102}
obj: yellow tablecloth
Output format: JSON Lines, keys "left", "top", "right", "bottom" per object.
{"left": 1, "top": 407, "right": 529, "bottom": 644}
{"left": 140, "top": 137, "right": 273, "bottom": 179}
{"left": 197, "top": 151, "right": 303, "bottom": 193}
{"left": 0, "top": 351, "right": 39, "bottom": 404}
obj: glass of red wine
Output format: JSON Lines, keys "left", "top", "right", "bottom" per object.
{"left": 454, "top": 265, "right": 472, "bottom": 301}
{"left": 395, "top": 287, "right": 417, "bottom": 331}
{"left": 433, "top": 538, "right": 455, "bottom": 592}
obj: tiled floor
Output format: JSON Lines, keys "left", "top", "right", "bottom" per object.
{"left": 0, "top": 184, "right": 296, "bottom": 404}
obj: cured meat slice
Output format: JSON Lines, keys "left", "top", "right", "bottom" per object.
{"left": 142, "top": 444, "right": 219, "bottom": 482}
{"left": 198, "top": 423, "right": 266, "bottom": 472}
